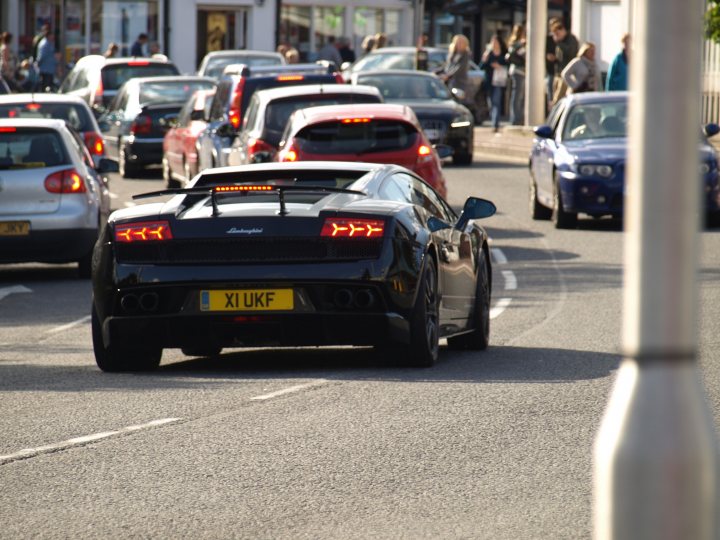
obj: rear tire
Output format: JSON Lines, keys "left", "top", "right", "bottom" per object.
{"left": 552, "top": 174, "right": 577, "bottom": 229}
{"left": 529, "top": 175, "right": 552, "bottom": 220}
{"left": 447, "top": 248, "right": 490, "bottom": 350}
{"left": 401, "top": 257, "right": 440, "bottom": 367}
{"left": 77, "top": 251, "right": 92, "bottom": 279}
{"left": 119, "top": 144, "right": 140, "bottom": 179}
{"left": 92, "top": 304, "right": 162, "bottom": 372}
{"left": 453, "top": 151, "right": 473, "bottom": 166}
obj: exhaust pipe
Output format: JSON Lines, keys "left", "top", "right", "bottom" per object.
{"left": 334, "top": 288, "right": 354, "bottom": 309}
{"left": 120, "top": 293, "right": 139, "bottom": 313}
{"left": 354, "top": 289, "right": 375, "bottom": 309}
{"left": 139, "top": 292, "right": 159, "bottom": 312}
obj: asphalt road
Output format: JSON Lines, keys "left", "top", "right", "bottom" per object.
{"left": 2, "top": 155, "right": 720, "bottom": 539}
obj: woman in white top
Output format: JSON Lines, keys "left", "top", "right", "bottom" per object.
{"left": 561, "top": 42, "right": 601, "bottom": 94}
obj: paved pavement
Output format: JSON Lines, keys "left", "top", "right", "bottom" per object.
{"left": 473, "top": 125, "right": 534, "bottom": 163}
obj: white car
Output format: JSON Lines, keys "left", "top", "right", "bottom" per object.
{"left": 0, "top": 118, "right": 117, "bottom": 277}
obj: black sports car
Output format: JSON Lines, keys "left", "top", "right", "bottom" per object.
{"left": 91, "top": 162, "right": 495, "bottom": 371}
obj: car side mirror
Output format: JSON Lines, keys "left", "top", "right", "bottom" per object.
{"left": 704, "top": 123, "right": 720, "bottom": 138}
{"left": 533, "top": 125, "right": 553, "bottom": 139}
{"left": 455, "top": 197, "right": 496, "bottom": 230}
{"left": 433, "top": 144, "right": 454, "bottom": 159}
{"left": 216, "top": 122, "right": 237, "bottom": 138}
{"left": 427, "top": 216, "right": 451, "bottom": 232}
{"left": 96, "top": 157, "right": 119, "bottom": 174}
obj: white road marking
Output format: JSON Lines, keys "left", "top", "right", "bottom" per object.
{"left": 250, "top": 380, "right": 329, "bottom": 401}
{"left": 0, "top": 418, "right": 181, "bottom": 465}
{"left": 490, "top": 298, "right": 512, "bottom": 319}
{"left": 0, "top": 285, "right": 32, "bottom": 302}
{"left": 502, "top": 270, "right": 517, "bottom": 290}
{"left": 491, "top": 247, "right": 507, "bottom": 265}
{"left": 46, "top": 315, "right": 91, "bottom": 334}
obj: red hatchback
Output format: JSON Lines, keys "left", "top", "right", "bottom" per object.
{"left": 162, "top": 88, "right": 216, "bottom": 187}
{"left": 277, "top": 103, "right": 448, "bottom": 197}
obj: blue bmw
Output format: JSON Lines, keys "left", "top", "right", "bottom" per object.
{"left": 529, "top": 91, "right": 720, "bottom": 228}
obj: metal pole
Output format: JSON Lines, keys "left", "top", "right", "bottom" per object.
{"left": 593, "top": 0, "right": 718, "bottom": 538}
{"left": 525, "top": 0, "right": 547, "bottom": 126}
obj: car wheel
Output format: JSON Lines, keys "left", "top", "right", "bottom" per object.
{"left": 529, "top": 175, "right": 552, "bottom": 220}
{"left": 163, "top": 157, "right": 180, "bottom": 188}
{"left": 453, "top": 150, "right": 473, "bottom": 166}
{"left": 91, "top": 304, "right": 162, "bottom": 372}
{"left": 403, "top": 256, "right": 440, "bottom": 367}
{"left": 77, "top": 251, "right": 92, "bottom": 279}
{"left": 181, "top": 346, "right": 223, "bottom": 357}
{"left": 447, "top": 248, "right": 490, "bottom": 350}
{"left": 552, "top": 174, "right": 577, "bottom": 229}
{"left": 119, "top": 144, "right": 140, "bottom": 179}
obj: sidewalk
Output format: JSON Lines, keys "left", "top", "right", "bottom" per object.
{"left": 473, "top": 124, "right": 534, "bottom": 163}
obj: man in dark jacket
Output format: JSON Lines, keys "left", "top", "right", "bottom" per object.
{"left": 130, "top": 33, "right": 148, "bottom": 57}
{"left": 549, "top": 21, "right": 579, "bottom": 105}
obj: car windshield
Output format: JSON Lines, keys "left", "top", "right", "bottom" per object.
{"left": 295, "top": 119, "right": 418, "bottom": 154}
{"left": 357, "top": 74, "right": 450, "bottom": 101}
{"left": 101, "top": 64, "right": 179, "bottom": 91}
{"left": 204, "top": 55, "right": 283, "bottom": 78}
{"left": 264, "top": 94, "right": 380, "bottom": 133}
{"left": 0, "top": 129, "right": 68, "bottom": 169}
{"left": 139, "top": 81, "right": 216, "bottom": 106}
{"left": 562, "top": 102, "right": 628, "bottom": 141}
{"left": 0, "top": 102, "right": 94, "bottom": 132}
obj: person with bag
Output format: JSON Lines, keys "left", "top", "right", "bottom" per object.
{"left": 561, "top": 42, "right": 601, "bottom": 94}
{"left": 441, "top": 34, "right": 471, "bottom": 97}
{"left": 506, "top": 24, "right": 527, "bottom": 125}
{"left": 481, "top": 33, "right": 508, "bottom": 132}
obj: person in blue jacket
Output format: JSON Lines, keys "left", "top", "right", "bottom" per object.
{"left": 606, "top": 33, "right": 630, "bottom": 91}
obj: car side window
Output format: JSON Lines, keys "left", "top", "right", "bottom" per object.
{"left": 244, "top": 96, "right": 259, "bottom": 131}
{"left": 73, "top": 69, "right": 88, "bottom": 91}
{"left": 379, "top": 173, "right": 413, "bottom": 204}
{"left": 411, "top": 177, "right": 450, "bottom": 221}
{"left": 177, "top": 97, "right": 193, "bottom": 127}
{"left": 60, "top": 70, "right": 76, "bottom": 92}
{"left": 547, "top": 102, "right": 565, "bottom": 136}
{"left": 210, "top": 80, "right": 231, "bottom": 121}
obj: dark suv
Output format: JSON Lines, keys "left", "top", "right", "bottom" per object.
{"left": 59, "top": 55, "right": 180, "bottom": 115}
{"left": 197, "top": 62, "right": 342, "bottom": 170}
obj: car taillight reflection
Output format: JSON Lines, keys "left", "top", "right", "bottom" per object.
{"left": 44, "top": 168, "right": 87, "bottom": 194}
{"left": 115, "top": 221, "right": 173, "bottom": 242}
{"left": 130, "top": 115, "right": 152, "bottom": 135}
{"left": 320, "top": 218, "right": 385, "bottom": 238}
{"left": 83, "top": 132, "right": 105, "bottom": 155}
{"left": 281, "top": 144, "right": 298, "bottom": 162}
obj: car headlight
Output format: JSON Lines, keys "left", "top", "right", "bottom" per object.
{"left": 450, "top": 116, "right": 472, "bottom": 129}
{"left": 578, "top": 164, "right": 613, "bottom": 177}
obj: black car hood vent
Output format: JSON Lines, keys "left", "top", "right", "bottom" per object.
{"left": 115, "top": 237, "right": 382, "bottom": 264}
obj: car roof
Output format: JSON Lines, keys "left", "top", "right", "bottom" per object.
{"left": 0, "top": 118, "right": 68, "bottom": 130}
{"left": 252, "top": 83, "right": 381, "bottom": 104}
{"left": 563, "top": 91, "right": 628, "bottom": 106}
{"left": 364, "top": 46, "right": 447, "bottom": 54}
{"left": 202, "top": 50, "right": 284, "bottom": 59}
{"left": 200, "top": 160, "right": 387, "bottom": 176}
{"left": 0, "top": 93, "right": 90, "bottom": 105}
{"left": 221, "top": 62, "right": 334, "bottom": 78}
{"left": 291, "top": 103, "right": 418, "bottom": 125}
{"left": 354, "top": 69, "right": 442, "bottom": 80}
{"left": 75, "top": 54, "right": 174, "bottom": 67}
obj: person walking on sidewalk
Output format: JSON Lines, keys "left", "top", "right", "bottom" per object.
{"left": 442, "top": 34, "right": 471, "bottom": 98}
{"left": 35, "top": 31, "right": 57, "bottom": 91}
{"left": 506, "top": 24, "right": 527, "bottom": 125}
{"left": 606, "top": 33, "right": 630, "bottom": 91}
{"left": 561, "top": 42, "right": 601, "bottom": 94}
{"left": 549, "top": 20, "right": 579, "bottom": 105}
{"left": 481, "top": 33, "right": 509, "bottom": 133}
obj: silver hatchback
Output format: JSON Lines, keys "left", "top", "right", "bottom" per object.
{"left": 0, "top": 118, "right": 114, "bottom": 277}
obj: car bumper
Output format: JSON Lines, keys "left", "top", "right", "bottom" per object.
{"left": 0, "top": 228, "right": 98, "bottom": 263}
{"left": 443, "top": 125, "right": 474, "bottom": 155}
{"left": 125, "top": 137, "right": 165, "bottom": 166}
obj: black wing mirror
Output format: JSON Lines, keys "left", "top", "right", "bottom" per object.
{"left": 96, "top": 157, "right": 119, "bottom": 174}
{"left": 433, "top": 144, "right": 454, "bottom": 159}
{"left": 216, "top": 122, "right": 237, "bottom": 138}
{"left": 533, "top": 125, "right": 553, "bottom": 139}
{"left": 704, "top": 123, "right": 720, "bottom": 138}
{"left": 455, "top": 197, "right": 496, "bottom": 230}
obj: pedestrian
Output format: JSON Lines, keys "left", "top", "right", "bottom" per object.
{"left": 361, "top": 35, "right": 375, "bottom": 56}
{"left": 149, "top": 42, "right": 167, "bottom": 61}
{"left": 276, "top": 43, "right": 289, "bottom": 58}
{"left": 373, "top": 33, "right": 387, "bottom": 50}
{"left": 35, "top": 31, "right": 57, "bottom": 91}
{"left": 606, "top": 33, "right": 631, "bottom": 91}
{"left": 285, "top": 47, "right": 300, "bottom": 64}
{"left": 480, "top": 33, "right": 509, "bottom": 133}
{"left": 338, "top": 36, "right": 355, "bottom": 64}
{"left": 0, "top": 32, "right": 19, "bottom": 91}
{"left": 317, "top": 35, "right": 342, "bottom": 69}
{"left": 506, "top": 23, "right": 527, "bottom": 125}
{"left": 545, "top": 17, "right": 562, "bottom": 111}
{"left": 103, "top": 42, "right": 119, "bottom": 58}
{"left": 442, "top": 34, "right": 471, "bottom": 97}
{"left": 549, "top": 20, "right": 579, "bottom": 105}
{"left": 561, "top": 42, "right": 601, "bottom": 94}
{"left": 31, "top": 23, "right": 50, "bottom": 61}
{"left": 18, "top": 58, "right": 38, "bottom": 92}
{"left": 130, "top": 33, "right": 148, "bottom": 57}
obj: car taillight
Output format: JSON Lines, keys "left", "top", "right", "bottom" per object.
{"left": 228, "top": 79, "right": 245, "bottom": 129}
{"left": 277, "top": 75, "right": 304, "bottom": 82}
{"left": 130, "top": 115, "right": 152, "bottom": 135}
{"left": 115, "top": 221, "right": 173, "bottom": 243}
{"left": 417, "top": 144, "right": 433, "bottom": 163}
{"left": 247, "top": 138, "right": 274, "bottom": 159}
{"left": 44, "top": 168, "right": 87, "bottom": 194}
{"left": 83, "top": 132, "right": 105, "bottom": 155}
{"left": 93, "top": 78, "right": 104, "bottom": 107}
{"left": 320, "top": 218, "right": 385, "bottom": 238}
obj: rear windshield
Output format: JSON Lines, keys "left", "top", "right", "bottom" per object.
{"left": 240, "top": 75, "right": 338, "bottom": 116}
{"left": 139, "top": 80, "right": 216, "bottom": 106}
{"left": 101, "top": 64, "right": 179, "bottom": 91}
{"left": 294, "top": 120, "right": 418, "bottom": 154}
{"left": 0, "top": 102, "right": 94, "bottom": 132}
{"left": 204, "top": 55, "right": 283, "bottom": 78}
{"left": 358, "top": 75, "right": 450, "bottom": 101}
{"left": 265, "top": 94, "right": 381, "bottom": 133}
{"left": 0, "top": 129, "right": 69, "bottom": 169}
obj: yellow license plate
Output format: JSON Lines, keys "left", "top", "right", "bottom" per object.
{"left": 0, "top": 221, "right": 30, "bottom": 236}
{"left": 200, "top": 289, "right": 294, "bottom": 312}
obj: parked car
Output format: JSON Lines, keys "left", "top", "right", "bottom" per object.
{"left": 90, "top": 161, "right": 496, "bottom": 371}
{"left": 162, "top": 88, "right": 216, "bottom": 187}
{"left": 351, "top": 70, "right": 474, "bottom": 165}
{"left": 99, "top": 75, "right": 216, "bottom": 177}
{"left": 529, "top": 91, "right": 720, "bottom": 228}
{"left": 0, "top": 118, "right": 117, "bottom": 277}
{"left": 276, "top": 103, "right": 450, "bottom": 198}
{"left": 0, "top": 93, "right": 107, "bottom": 167}
{"left": 197, "top": 62, "right": 343, "bottom": 170}
{"left": 59, "top": 55, "right": 180, "bottom": 115}
{"left": 228, "top": 83, "right": 383, "bottom": 167}
{"left": 341, "top": 46, "right": 487, "bottom": 123}
{"left": 197, "top": 50, "right": 285, "bottom": 79}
